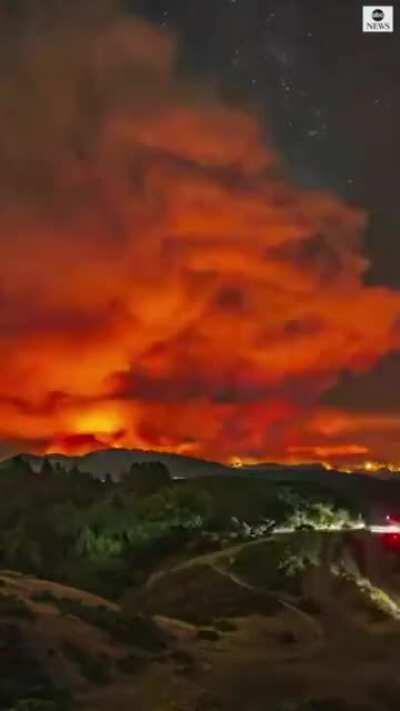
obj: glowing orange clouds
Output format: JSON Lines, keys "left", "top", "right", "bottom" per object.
{"left": 0, "top": 3, "right": 399, "bottom": 464}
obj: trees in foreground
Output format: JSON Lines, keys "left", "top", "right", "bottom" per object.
{"left": 0, "top": 458, "right": 364, "bottom": 598}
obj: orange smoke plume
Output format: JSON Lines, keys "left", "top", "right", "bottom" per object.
{"left": 0, "top": 2, "right": 399, "bottom": 465}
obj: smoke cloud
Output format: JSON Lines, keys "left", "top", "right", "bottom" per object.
{"left": 0, "top": 1, "right": 399, "bottom": 464}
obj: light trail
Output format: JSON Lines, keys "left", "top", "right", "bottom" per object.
{"left": 271, "top": 524, "right": 400, "bottom": 535}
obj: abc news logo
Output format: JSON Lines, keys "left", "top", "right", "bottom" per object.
{"left": 363, "top": 6, "right": 394, "bottom": 32}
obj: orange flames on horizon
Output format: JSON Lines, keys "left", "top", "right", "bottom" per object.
{"left": 0, "top": 3, "right": 400, "bottom": 466}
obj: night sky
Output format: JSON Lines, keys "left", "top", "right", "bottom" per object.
{"left": 136, "top": 0, "right": 399, "bottom": 283}
{"left": 0, "top": 0, "right": 399, "bottom": 466}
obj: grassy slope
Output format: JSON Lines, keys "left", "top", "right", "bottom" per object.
{"left": 3, "top": 532, "right": 400, "bottom": 710}
{"left": 123, "top": 531, "right": 400, "bottom": 711}
{"left": 0, "top": 571, "right": 173, "bottom": 710}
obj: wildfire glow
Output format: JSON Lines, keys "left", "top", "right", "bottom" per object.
{"left": 0, "top": 3, "right": 400, "bottom": 467}
{"left": 231, "top": 457, "right": 244, "bottom": 468}
{"left": 73, "top": 409, "right": 124, "bottom": 437}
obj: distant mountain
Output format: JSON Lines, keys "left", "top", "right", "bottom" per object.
{"left": 1, "top": 449, "right": 399, "bottom": 510}
{"left": 0, "top": 448, "right": 399, "bottom": 486}
{"left": 0, "top": 448, "right": 231, "bottom": 481}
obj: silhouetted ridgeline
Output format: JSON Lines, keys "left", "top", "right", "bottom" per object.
{"left": 2, "top": 449, "right": 400, "bottom": 525}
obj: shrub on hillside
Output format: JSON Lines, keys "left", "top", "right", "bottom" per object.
{"left": 0, "top": 593, "right": 36, "bottom": 620}
{"left": 62, "top": 641, "right": 110, "bottom": 685}
{"left": 48, "top": 595, "right": 167, "bottom": 651}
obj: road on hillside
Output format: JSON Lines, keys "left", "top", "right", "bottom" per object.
{"left": 145, "top": 522, "right": 400, "bottom": 591}
{"left": 273, "top": 524, "right": 400, "bottom": 534}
